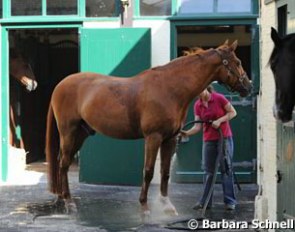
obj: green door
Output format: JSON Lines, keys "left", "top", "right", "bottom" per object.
{"left": 277, "top": 122, "right": 295, "bottom": 231}
{"left": 1, "top": 27, "right": 9, "bottom": 182}
{"left": 172, "top": 86, "right": 257, "bottom": 183}
{"left": 171, "top": 23, "right": 258, "bottom": 183}
{"left": 79, "top": 28, "right": 151, "bottom": 186}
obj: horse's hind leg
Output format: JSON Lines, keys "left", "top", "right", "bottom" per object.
{"left": 159, "top": 138, "right": 178, "bottom": 215}
{"left": 139, "top": 133, "right": 162, "bottom": 215}
{"left": 58, "top": 133, "right": 76, "bottom": 212}
{"left": 58, "top": 125, "right": 89, "bottom": 212}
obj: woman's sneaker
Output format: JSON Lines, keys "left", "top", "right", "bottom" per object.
{"left": 192, "top": 203, "right": 211, "bottom": 210}
{"left": 225, "top": 204, "right": 236, "bottom": 210}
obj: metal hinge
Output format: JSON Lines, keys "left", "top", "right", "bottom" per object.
{"left": 276, "top": 170, "right": 283, "bottom": 183}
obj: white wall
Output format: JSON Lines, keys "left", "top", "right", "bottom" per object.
{"left": 83, "top": 21, "right": 121, "bottom": 29}
{"left": 256, "top": 0, "right": 277, "bottom": 226}
{"left": 133, "top": 20, "right": 170, "bottom": 67}
{"left": 0, "top": 25, "right": 2, "bottom": 181}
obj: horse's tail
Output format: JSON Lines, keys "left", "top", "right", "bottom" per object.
{"left": 45, "top": 103, "right": 60, "bottom": 194}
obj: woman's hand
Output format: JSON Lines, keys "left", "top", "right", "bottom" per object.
{"left": 212, "top": 120, "right": 222, "bottom": 129}
{"left": 180, "top": 130, "right": 189, "bottom": 138}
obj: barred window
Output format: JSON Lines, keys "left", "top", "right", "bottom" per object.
{"left": 179, "top": 0, "right": 214, "bottom": 14}
{"left": 217, "top": 0, "right": 251, "bottom": 13}
{"left": 11, "top": 0, "right": 42, "bottom": 16}
{"left": 179, "top": 0, "right": 252, "bottom": 15}
{"left": 140, "top": 0, "right": 172, "bottom": 16}
{"left": 47, "top": 0, "right": 78, "bottom": 15}
{"left": 0, "top": 0, "right": 2, "bottom": 18}
{"left": 86, "top": 0, "right": 120, "bottom": 17}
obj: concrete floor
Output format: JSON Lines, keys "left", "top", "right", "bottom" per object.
{"left": 0, "top": 162, "right": 258, "bottom": 232}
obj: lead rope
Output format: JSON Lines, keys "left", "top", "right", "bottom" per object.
{"left": 201, "top": 128, "right": 224, "bottom": 218}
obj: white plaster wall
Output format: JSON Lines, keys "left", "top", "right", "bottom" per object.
{"left": 0, "top": 25, "right": 2, "bottom": 180}
{"left": 256, "top": 0, "right": 277, "bottom": 226}
{"left": 83, "top": 21, "right": 121, "bottom": 28}
{"left": 133, "top": 20, "right": 170, "bottom": 67}
{"left": 132, "top": 20, "right": 170, "bottom": 183}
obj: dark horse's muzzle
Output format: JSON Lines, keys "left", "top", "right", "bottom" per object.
{"left": 273, "top": 94, "right": 294, "bottom": 122}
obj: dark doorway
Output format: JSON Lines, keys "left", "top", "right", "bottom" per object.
{"left": 176, "top": 25, "right": 251, "bottom": 79}
{"left": 278, "top": 5, "right": 287, "bottom": 37}
{"left": 9, "top": 28, "right": 79, "bottom": 163}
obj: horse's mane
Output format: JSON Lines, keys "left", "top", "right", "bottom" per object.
{"left": 182, "top": 47, "right": 206, "bottom": 56}
{"left": 151, "top": 47, "right": 213, "bottom": 72}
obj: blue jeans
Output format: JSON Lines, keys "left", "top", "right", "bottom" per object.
{"left": 199, "top": 137, "right": 237, "bottom": 207}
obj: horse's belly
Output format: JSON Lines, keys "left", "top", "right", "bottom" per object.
{"left": 92, "top": 123, "right": 143, "bottom": 140}
{"left": 82, "top": 113, "right": 142, "bottom": 139}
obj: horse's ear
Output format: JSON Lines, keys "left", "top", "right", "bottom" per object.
{"left": 230, "top": 40, "right": 238, "bottom": 51}
{"left": 271, "top": 27, "right": 282, "bottom": 47}
{"left": 183, "top": 51, "right": 190, "bottom": 56}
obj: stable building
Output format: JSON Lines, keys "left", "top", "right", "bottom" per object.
{"left": 257, "top": 0, "right": 295, "bottom": 229}
{"left": 0, "top": 0, "right": 259, "bottom": 189}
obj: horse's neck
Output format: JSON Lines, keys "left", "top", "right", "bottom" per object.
{"left": 10, "top": 63, "right": 23, "bottom": 83}
{"left": 161, "top": 56, "right": 219, "bottom": 105}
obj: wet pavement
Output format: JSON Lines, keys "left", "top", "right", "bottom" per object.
{"left": 0, "top": 163, "right": 258, "bottom": 232}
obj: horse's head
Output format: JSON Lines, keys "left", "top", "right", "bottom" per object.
{"left": 270, "top": 27, "right": 295, "bottom": 122}
{"left": 214, "top": 41, "right": 252, "bottom": 97}
{"left": 9, "top": 49, "right": 37, "bottom": 92}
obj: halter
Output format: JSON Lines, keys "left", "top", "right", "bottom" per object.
{"left": 215, "top": 49, "right": 249, "bottom": 93}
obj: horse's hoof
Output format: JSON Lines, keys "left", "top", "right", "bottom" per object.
{"left": 140, "top": 209, "right": 151, "bottom": 223}
{"left": 164, "top": 207, "right": 178, "bottom": 216}
{"left": 64, "top": 200, "right": 77, "bottom": 214}
{"left": 140, "top": 203, "right": 150, "bottom": 212}
{"left": 158, "top": 196, "right": 178, "bottom": 216}
{"left": 54, "top": 197, "right": 65, "bottom": 206}
{"left": 140, "top": 204, "right": 151, "bottom": 219}
{"left": 143, "top": 209, "right": 151, "bottom": 216}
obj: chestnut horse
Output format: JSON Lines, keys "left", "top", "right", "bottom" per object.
{"left": 9, "top": 49, "right": 37, "bottom": 147}
{"left": 270, "top": 27, "right": 295, "bottom": 122}
{"left": 46, "top": 41, "right": 252, "bottom": 215}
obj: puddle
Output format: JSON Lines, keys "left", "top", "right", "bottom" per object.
{"left": 25, "top": 198, "right": 178, "bottom": 231}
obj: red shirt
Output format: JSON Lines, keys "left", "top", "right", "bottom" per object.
{"left": 194, "top": 92, "right": 233, "bottom": 141}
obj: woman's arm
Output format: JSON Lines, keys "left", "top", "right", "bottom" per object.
{"left": 181, "top": 115, "right": 203, "bottom": 136}
{"left": 212, "top": 102, "right": 237, "bottom": 129}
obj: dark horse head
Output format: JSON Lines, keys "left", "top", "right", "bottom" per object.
{"left": 270, "top": 27, "right": 295, "bottom": 122}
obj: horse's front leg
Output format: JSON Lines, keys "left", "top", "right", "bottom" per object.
{"left": 139, "top": 133, "right": 162, "bottom": 215}
{"left": 159, "top": 138, "right": 178, "bottom": 215}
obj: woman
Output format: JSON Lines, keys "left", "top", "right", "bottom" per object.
{"left": 182, "top": 85, "right": 237, "bottom": 210}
